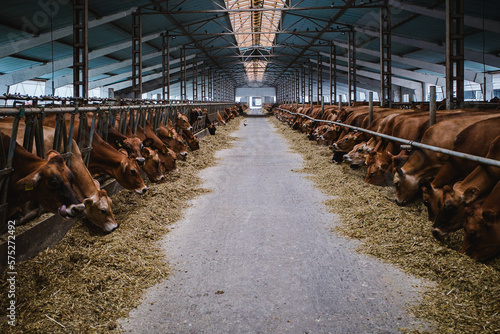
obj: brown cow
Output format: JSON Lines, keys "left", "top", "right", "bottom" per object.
{"left": 156, "top": 119, "right": 189, "bottom": 161}
{"left": 2, "top": 132, "right": 85, "bottom": 220}
{"left": 177, "top": 113, "right": 193, "bottom": 131}
{"left": 89, "top": 133, "right": 147, "bottom": 194}
{"left": 140, "top": 146, "right": 166, "bottom": 183}
{"left": 182, "top": 129, "right": 200, "bottom": 151}
{"left": 136, "top": 123, "right": 178, "bottom": 173}
{"left": 430, "top": 133, "right": 500, "bottom": 237}
{"left": 69, "top": 140, "right": 118, "bottom": 232}
{"left": 462, "top": 181, "right": 500, "bottom": 261}
{"left": 394, "top": 113, "right": 500, "bottom": 205}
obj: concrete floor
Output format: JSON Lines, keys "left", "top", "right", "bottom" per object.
{"left": 120, "top": 113, "right": 429, "bottom": 334}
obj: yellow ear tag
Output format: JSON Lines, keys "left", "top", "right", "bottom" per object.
{"left": 118, "top": 142, "right": 123, "bottom": 147}
{"left": 162, "top": 147, "right": 167, "bottom": 154}
{"left": 85, "top": 202, "right": 91, "bottom": 210}
{"left": 25, "top": 183, "right": 34, "bottom": 191}
{"left": 168, "top": 133, "right": 172, "bottom": 138}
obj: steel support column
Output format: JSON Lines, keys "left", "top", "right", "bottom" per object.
{"left": 193, "top": 55, "right": 198, "bottom": 101}
{"left": 446, "top": 0, "right": 465, "bottom": 109}
{"left": 329, "top": 44, "right": 337, "bottom": 104}
{"left": 308, "top": 62, "right": 313, "bottom": 103}
{"left": 73, "top": 0, "right": 88, "bottom": 99}
{"left": 201, "top": 63, "right": 206, "bottom": 101}
{"left": 208, "top": 68, "right": 213, "bottom": 100}
{"left": 131, "top": 10, "right": 142, "bottom": 99}
{"left": 380, "top": 4, "right": 392, "bottom": 107}
{"left": 162, "top": 32, "right": 170, "bottom": 101}
{"left": 180, "top": 46, "right": 187, "bottom": 101}
{"left": 301, "top": 66, "right": 306, "bottom": 104}
{"left": 295, "top": 70, "right": 300, "bottom": 103}
{"left": 348, "top": 30, "right": 357, "bottom": 105}
{"left": 317, "top": 53, "right": 323, "bottom": 103}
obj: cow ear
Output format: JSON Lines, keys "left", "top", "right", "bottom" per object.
{"left": 16, "top": 172, "right": 41, "bottom": 192}
{"left": 462, "top": 187, "right": 479, "bottom": 205}
{"left": 93, "top": 179, "right": 101, "bottom": 189}
{"left": 118, "top": 148, "right": 128, "bottom": 157}
{"left": 141, "top": 147, "right": 150, "bottom": 158}
{"left": 482, "top": 210, "right": 497, "bottom": 224}
{"left": 387, "top": 151, "right": 394, "bottom": 158}
{"left": 142, "top": 138, "right": 154, "bottom": 147}
{"left": 168, "top": 119, "right": 173, "bottom": 127}
{"left": 46, "top": 150, "right": 64, "bottom": 164}
{"left": 161, "top": 145, "right": 168, "bottom": 154}
{"left": 84, "top": 198, "right": 93, "bottom": 210}
{"left": 115, "top": 137, "right": 125, "bottom": 148}
{"left": 443, "top": 185, "right": 453, "bottom": 195}
{"left": 120, "top": 160, "right": 128, "bottom": 174}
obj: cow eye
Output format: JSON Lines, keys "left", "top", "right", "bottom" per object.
{"left": 101, "top": 209, "right": 107, "bottom": 214}
{"left": 469, "top": 230, "right": 477, "bottom": 239}
{"left": 423, "top": 200, "right": 429, "bottom": 207}
{"left": 131, "top": 169, "right": 137, "bottom": 176}
{"left": 48, "top": 177, "right": 60, "bottom": 188}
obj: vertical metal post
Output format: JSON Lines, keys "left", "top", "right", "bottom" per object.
{"left": 193, "top": 54, "right": 198, "bottom": 101}
{"left": 295, "top": 69, "right": 300, "bottom": 104}
{"left": 369, "top": 92, "right": 374, "bottom": 125}
{"left": 380, "top": 4, "right": 392, "bottom": 107}
{"left": 338, "top": 94, "right": 342, "bottom": 111}
{"left": 201, "top": 62, "right": 206, "bottom": 101}
{"left": 300, "top": 66, "right": 306, "bottom": 104}
{"left": 162, "top": 32, "right": 170, "bottom": 101}
{"left": 430, "top": 86, "right": 437, "bottom": 126}
{"left": 73, "top": 0, "right": 88, "bottom": 99}
{"left": 180, "top": 46, "right": 187, "bottom": 101}
{"left": 317, "top": 53, "right": 323, "bottom": 104}
{"left": 132, "top": 9, "right": 142, "bottom": 99}
{"left": 348, "top": 29, "right": 357, "bottom": 105}
{"left": 307, "top": 62, "right": 313, "bottom": 105}
{"left": 446, "top": 0, "right": 464, "bottom": 110}
{"left": 208, "top": 68, "right": 213, "bottom": 101}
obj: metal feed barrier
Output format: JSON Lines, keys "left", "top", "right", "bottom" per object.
{"left": 0, "top": 96, "right": 234, "bottom": 232}
{"left": 275, "top": 107, "right": 500, "bottom": 168}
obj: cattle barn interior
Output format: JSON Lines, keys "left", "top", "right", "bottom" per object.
{"left": 1, "top": 0, "right": 500, "bottom": 333}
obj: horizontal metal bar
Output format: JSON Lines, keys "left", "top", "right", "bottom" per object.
{"left": 0, "top": 102, "right": 237, "bottom": 116}
{"left": 141, "top": 5, "right": 383, "bottom": 15}
{"left": 276, "top": 108, "right": 500, "bottom": 168}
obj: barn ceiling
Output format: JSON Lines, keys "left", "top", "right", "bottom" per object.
{"left": 0, "top": 0, "right": 500, "bottom": 96}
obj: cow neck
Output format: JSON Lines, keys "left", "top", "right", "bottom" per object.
{"left": 2, "top": 135, "right": 45, "bottom": 180}
{"left": 70, "top": 145, "right": 97, "bottom": 200}
{"left": 90, "top": 135, "right": 124, "bottom": 169}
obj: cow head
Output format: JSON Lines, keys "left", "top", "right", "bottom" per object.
{"left": 116, "top": 149, "right": 147, "bottom": 194}
{"left": 183, "top": 131, "right": 200, "bottom": 151}
{"left": 177, "top": 113, "right": 193, "bottom": 131}
{"left": 393, "top": 151, "right": 426, "bottom": 205}
{"left": 159, "top": 123, "right": 188, "bottom": 161}
{"left": 16, "top": 150, "right": 85, "bottom": 218}
{"left": 364, "top": 151, "right": 392, "bottom": 186}
{"left": 431, "top": 185, "right": 466, "bottom": 238}
{"left": 421, "top": 179, "right": 443, "bottom": 222}
{"left": 141, "top": 147, "right": 166, "bottom": 183}
{"left": 332, "top": 132, "right": 363, "bottom": 153}
{"left": 157, "top": 145, "right": 179, "bottom": 173}
{"left": 83, "top": 180, "right": 118, "bottom": 233}
{"left": 462, "top": 204, "right": 500, "bottom": 261}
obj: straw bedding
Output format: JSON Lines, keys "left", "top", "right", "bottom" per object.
{"left": 270, "top": 116, "right": 500, "bottom": 334}
{"left": 0, "top": 118, "right": 241, "bottom": 333}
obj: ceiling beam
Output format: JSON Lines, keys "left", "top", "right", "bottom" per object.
{"left": 389, "top": 0, "right": 500, "bottom": 33}
{"left": 0, "top": 7, "right": 137, "bottom": 59}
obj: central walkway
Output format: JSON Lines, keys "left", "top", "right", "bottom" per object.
{"left": 120, "top": 114, "right": 427, "bottom": 333}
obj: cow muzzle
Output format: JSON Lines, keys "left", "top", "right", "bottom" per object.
{"left": 136, "top": 157, "right": 145, "bottom": 166}
{"left": 59, "top": 203, "right": 85, "bottom": 218}
{"left": 187, "top": 127, "right": 193, "bottom": 132}
{"left": 135, "top": 186, "right": 148, "bottom": 194}
{"left": 103, "top": 221, "right": 119, "bottom": 233}
{"left": 431, "top": 227, "right": 446, "bottom": 240}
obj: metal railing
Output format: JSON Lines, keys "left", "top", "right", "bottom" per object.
{"left": 275, "top": 107, "right": 500, "bottom": 168}
{"left": 0, "top": 98, "right": 235, "bottom": 232}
